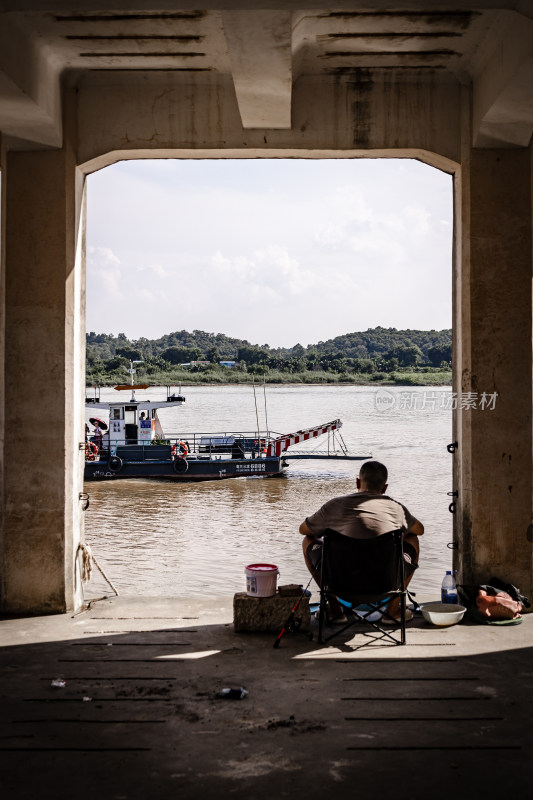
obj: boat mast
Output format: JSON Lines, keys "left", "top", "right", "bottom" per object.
{"left": 128, "top": 360, "right": 144, "bottom": 402}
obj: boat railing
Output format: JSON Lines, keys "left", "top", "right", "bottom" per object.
{"left": 86, "top": 431, "right": 277, "bottom": 461}
{"left": 162, "top": 431, "right": 273, "bottom": 457}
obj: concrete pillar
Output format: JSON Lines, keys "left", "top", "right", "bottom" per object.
{"left": 0, "top": 135, "right": 6, "bottom": 601}
{"left": 456, "top": 144, "right": 533, "bottom": 597}
{"left": 1, "top": 97, "right": 86, "bottom": 614}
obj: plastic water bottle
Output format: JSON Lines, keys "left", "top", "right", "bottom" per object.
{"left": 441, "top": 570, "right": 458, "bottom": 604}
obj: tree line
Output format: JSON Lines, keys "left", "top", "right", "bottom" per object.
{"left": 86, "top": 326, "right": 451, "bottom": 384}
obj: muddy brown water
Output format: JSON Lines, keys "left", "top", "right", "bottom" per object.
{"left": 84, "top": 384, "right": 452, "bottom": 600}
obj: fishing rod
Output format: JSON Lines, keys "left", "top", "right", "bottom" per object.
{"left": 262, "top": 362, "right": 269, "bottom": 432}
{"left": 273, "top": 575, "right": 314, "bottom": 649}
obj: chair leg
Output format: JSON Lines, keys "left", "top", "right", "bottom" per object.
{"left": 400, "top": 591, "right": 406, "bottom": 645}
{"left": 318, "top": 586, "right": 326, "bottom": 644}
{"left": 320, "top": 606, "right": 404, "bottom": 647}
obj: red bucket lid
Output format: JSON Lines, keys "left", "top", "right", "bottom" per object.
{"left": 245, "top": 563, "right": 278, "bottom": 572}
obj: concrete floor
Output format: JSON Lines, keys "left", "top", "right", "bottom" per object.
{"left": 1, "top": 596, "right": 532, "bottom": 800}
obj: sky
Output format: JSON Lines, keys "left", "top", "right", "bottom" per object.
{"left": 86, "top": 158, "right": 452, "bottom": 349}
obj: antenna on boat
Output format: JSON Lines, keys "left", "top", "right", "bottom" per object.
{"left": 129, "top": 360, "right": 144, "bottom": 402}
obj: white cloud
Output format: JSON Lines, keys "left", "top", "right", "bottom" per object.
{"left": 88, "top": 245, "right": 121, "bottom": 265}
{"left": 87, "top": 246, "right": 123, "bottom": 297}
{"left": 86, "top": 159, "right": 452, "bottom": 345}
{"left": 403, "top": 205, "right": 432, "bottom": 237}
{"left": 137, "top": 263, "right": 169, "bottom": 277}
{"left": 211, "top": 245, "right": 319, "bottom": 298}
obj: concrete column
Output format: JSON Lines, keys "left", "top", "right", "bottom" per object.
{"left": 0, "top": 135, "right": 6, "bottom": 600}
{"left": 456, "top": 145, "right": 533, "bottom": 597}
{"left": 1, "top": 98, "right": 86, "bottom": 614}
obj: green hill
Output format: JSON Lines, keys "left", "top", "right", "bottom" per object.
{"left": 86, "top": 326, "right": 452, "bottom": 385}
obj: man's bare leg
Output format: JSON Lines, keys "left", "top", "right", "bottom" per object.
{"left": 384, "top": 533, "right": 420, "bottom": 619}
{"left": 302, "top": 535, "right": 344, "bottom": 618}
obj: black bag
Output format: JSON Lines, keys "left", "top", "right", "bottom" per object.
{"left": 486, "top": 576, "right": 530, "bottom": 608}
{"left": 457, "top": 577, "right": 529, "bottom": 626}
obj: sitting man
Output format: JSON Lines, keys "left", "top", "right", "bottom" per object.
{"left": 299, "top": 460, "right": 423, "bottom": 624}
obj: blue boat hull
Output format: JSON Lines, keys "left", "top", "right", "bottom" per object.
{"left": 84, "top": 455, "right": 286, "bottom": 481}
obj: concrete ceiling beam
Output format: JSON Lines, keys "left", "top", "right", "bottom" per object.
{"left": 476, "top": 57, "right": 533, "bottom": 147}
{"left": 0, "top": 1, "right": 530, "bottom": 12}
{"left": 221, "top": 10, "right": 292, "bottom": 129}
{"left": 473, "top": 13, "right": 533, "bottom": 146}
{"left": 0, "top": 16, "right": 62, "bottom": 147}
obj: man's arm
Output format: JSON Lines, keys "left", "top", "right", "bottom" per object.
{"left": 408, "top": 518, "right": 424, "bottom": 536}
{"left": 299, "top": 520, "right": 314, "bottom": 536}
{"left": 300, "top": 498, "right": 333, "bottom": 537}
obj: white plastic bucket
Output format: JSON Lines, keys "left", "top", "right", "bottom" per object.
{"left": 245, "top": 563, "right": 279, "bottom": 597}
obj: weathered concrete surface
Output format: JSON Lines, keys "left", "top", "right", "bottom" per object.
{"left": 0, "top": 136, "right": 6, "bottom": 612}
{"left": 0, "top": 596, "right": 531, "bottom": 800}
{"left": 472, "top": 11, "right": 533, "bottom": 147}
{"left": 221, "top": 10, "right": 292, "bottom": 129}
{"left": 1, "top": 97, "right": 86, "bottom": 614}
{"left": 1, "top": 5, "right": 532, "bottom": 150}
{"left": 233, "top": 590, "right": 311, "bottom": 632}
{"left": 76, "top": 71, "right": 462, "bottom": 170}
{"left": 456, "top": 145, "right": 533, "bottom": 595}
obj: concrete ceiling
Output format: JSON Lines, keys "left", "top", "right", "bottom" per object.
{"left": 0, "top": 4, "right": 532, "bottom": 147}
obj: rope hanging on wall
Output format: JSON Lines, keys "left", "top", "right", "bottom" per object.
{"left": 77, "top": 542, "right": 119, "bottom": 597}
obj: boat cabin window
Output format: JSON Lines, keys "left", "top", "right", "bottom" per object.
{"left": 125, "top": 405, "right": 137, "bottom": 425}
{"left": 151, "top": 409, "right": 156, "bottom": 419}
{"left": 111, "top": 408, "right": 123, "bottom": 420}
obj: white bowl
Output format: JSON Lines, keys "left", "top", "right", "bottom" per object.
{"left": 420, "top": 602, "right": 466, "bottom": 627}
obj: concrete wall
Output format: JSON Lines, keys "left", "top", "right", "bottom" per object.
{"left": 456, "top": 144, "right": 533, "bottom": 592}
{"left": 78, "top": 72, "right": 461, "bottom": 172}
{"left": 0, "top": 135, "right": 6, "bottom": 610}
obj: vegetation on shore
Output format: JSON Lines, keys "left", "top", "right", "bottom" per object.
{"left": 86, "top": 326, "right": 452, "bottom": 386}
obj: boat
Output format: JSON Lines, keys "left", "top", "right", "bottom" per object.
{"left": 84, "top": 366, "right": 370, "bottom": 482}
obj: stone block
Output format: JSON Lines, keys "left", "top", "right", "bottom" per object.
{"left": 233, "top": 591, "right": 311, "bottom": 633}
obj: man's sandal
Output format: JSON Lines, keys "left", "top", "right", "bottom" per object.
{"left": 381, "top": 608, "right": 414, "bottom": 625}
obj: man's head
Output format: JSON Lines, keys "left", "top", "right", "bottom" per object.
{"left": 357, "top": 460, "right": 388, "bottom": 494}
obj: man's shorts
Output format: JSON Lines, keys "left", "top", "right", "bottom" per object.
{"left": 305, "top": 537, "right": 419, "bottom": 579}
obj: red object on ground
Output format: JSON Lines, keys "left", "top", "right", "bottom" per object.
{"left": 476, "top": 589, "right": 522, "bottom": 619}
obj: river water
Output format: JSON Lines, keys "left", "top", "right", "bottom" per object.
{"left": 84, "top": 384, "right": 452, "bottom": 600}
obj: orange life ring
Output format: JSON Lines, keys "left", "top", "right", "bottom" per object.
{"left": 172, "top": 441, "right": 189, "bottom": 459}
{"left": 85, "top": 442, "right": 98, "bottom": 461}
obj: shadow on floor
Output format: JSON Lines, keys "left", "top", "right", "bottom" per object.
{"left": 0, "top": 600, "right": 531, "bottom": 800}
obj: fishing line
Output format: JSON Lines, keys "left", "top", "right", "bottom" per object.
{"left": 262, "top": 371, "right": 269, "bottom": 432}
{"left": 252, "top": 376, "right": 260, "bottom": 441}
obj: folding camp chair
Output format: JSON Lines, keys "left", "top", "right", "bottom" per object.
{"left": 318, "top": 529, "right": 407, "bottom": 646}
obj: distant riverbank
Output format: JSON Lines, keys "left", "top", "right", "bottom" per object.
{"left": 86, "top": 369, "right": 452, "bottom": 388}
